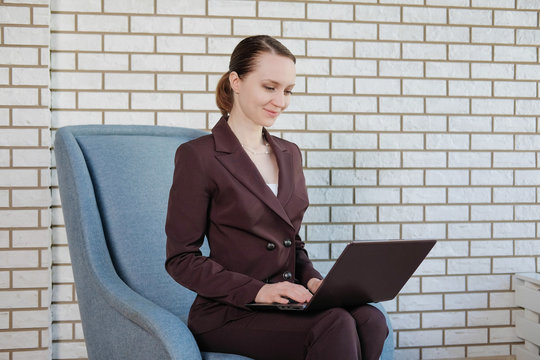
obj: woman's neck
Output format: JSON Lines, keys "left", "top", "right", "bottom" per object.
{"left": 226, "top": 114, "right": 266, "bottom": 148}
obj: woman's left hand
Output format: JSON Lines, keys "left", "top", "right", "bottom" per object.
{"left": 307, "top": 278, "right": 323, "bottom": 293}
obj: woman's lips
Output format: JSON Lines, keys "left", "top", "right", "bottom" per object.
{"left": 264, "top": 109, "right": 279, "bottom": 117}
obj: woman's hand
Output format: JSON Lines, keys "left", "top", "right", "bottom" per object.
{"left": 307, "top": 278, "right": 322, "bottom": 294}
{"left": 254, "top": 281, "right": 313, "bottom": 304}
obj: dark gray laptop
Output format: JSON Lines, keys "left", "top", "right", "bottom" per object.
{"left": 246, "top": 239, "right": 436, "bottom": 311}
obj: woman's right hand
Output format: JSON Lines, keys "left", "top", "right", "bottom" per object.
{"left": 254, "top": 281, "right": 313, "bottom": 304}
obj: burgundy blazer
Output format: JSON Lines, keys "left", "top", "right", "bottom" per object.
{"left": 165, "top": 115, "right": 323, "bottom": 334}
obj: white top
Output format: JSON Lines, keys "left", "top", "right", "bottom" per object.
{"left": 266, "top": 183, "right": 278, "bottom": 196}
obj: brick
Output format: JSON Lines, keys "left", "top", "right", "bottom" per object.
{"left": 404, "top": 43, "right": 447, "bottom": 60}
{"left": 307, "top": 115, "right": 352, "bottom": 131}
{"left": 518, "top": 0, "right": 540, "bottom": 8}
{"left": 131, "top": 16, "right": 180, "bottom": 34}
{"left": 288, "top": 95, "right": 329, "bottom": 112}
{"left": 308, "top": 77, "right": 353, "bottom": 94}
{"left": 355, "top": 78, "right": 400, "bottom": 95}
{"left": 494, "top": 152, "right": 535, "bottom": 168}
{"left": 355, "top": 224, "right": 400, "bottom": 240}
{"left": 307, "top": 188, "right": 353, "bottom": 204}
{"left": 380, "top": 206, "right": 423, "bottom": 222}
{"left": 449, "top": 45, "right": 492, "bottom": 61}
{"left": 449, "top": 80, "right": 491, "bottom": 97}
{"left": 379, "top": 170, "right": 423, "bottom": 186}
{"left": 448, "top": 188, "right": 490, "bottom": 204}
{"left": 472, "top": 170, "right": 513, "bottom": 185}
{"left": 283, "top": 21, "right": 329, "bottom": 39}
{"left": 51, "top": 33, "right": 101, "bottom": 52}
{"left": 131, "top": 92, "right": 180, "bottom": 110}
{"left": 331, "top": 96, "right": 376, "bottom": 113}
{"left": 52, "top": 91, "right": 78, "bottom": 110}
{"left": 494, "top": 187, "right": 535, "bottom": 203}
{"left": 0, "top": 331, "right": 39, "bottom": 349}
{"left": 496, "top": 81, "right": 537, "bottom": 98}
{"left": 355, "top": 188, "right": 401, "bottom": 204}
{"left": 13, "top": 189, "right": 50, "bottom": 207}
{"left": 468, "top": 345, "right": 511, "bottom": 357}
{"left": 380, "top": 24, "right": 423, "bottom": 41}
{"left": 445, "top": 292, "right": 488, "bottom": 310}
{"left": 12, "top": 229, "right": 50, "bottom": 248}
{"left": 356, "top": 151, "right": 401, "bottom": 168}
{"left": 427, "top": 134, "right": 469, "bottom": 150}
{"left": 234, "top": 19, "right": 280, "bottom": 36}
{"left": 472, "top": 27, "right": 515, "bottom": 44}
{"left": 303, "top": 170, "right": 329, "bottom": 186}
{"left": 493, "top": 222, "right": 535, "bottom": 238}
{"left": 430, "top": 241, "right": 469, "bottom": 258}
{"left": 426, "top": 62, "right": 469, "bottom": 79}
{"left": 331, "top": 206, "right": 377, "bottom": 222}
{"left": 426, "top": 26, "right": 469, "bottom": 43}
{"left": 472, "top": 134, "right": 513, "bottom": 150}
{"left": 331, "top": 133, "right": 376, "bottom": 149}
{"left": 105, "top": 73, "right": 154, "bottom": 91}
{"left": 307, "top": 224, "right": 352, "bottom": 241}
{"left": 296, "top": 58, "right": 329, "bottom": 75}
{"left": 308, "top": 40, "right": 353, "bottom": 58}
{"left": 423, "top": 311, "right": 466, "bottom": 329}
{"left": 448, "top": 223, "right": 491, "bottom": 239}
{"left": 157, "top": 112, "right": 206, "bottom": 129}
{"left": 0, "top": 291, "right": 38, "bottom": 308}
{"left": 208, "top": 0, "right": 255, "bottom": 16}
{"left": 446, "top": 328, "right": 487, "bottom": 345}
{"left": 132, "top": 54, "right": 180, "bottom": 71}
{"left": 495, "top": 10, "right": 538, "bottom": 27}
{"left": 403, "top": 188, "right": 446, "bottom": 204}
{"left": 355, "top": 41, "right": 400, "bottom": 59}
{"left": 332, "top": 23, "right": 377, "bottom": 40}
{"left": 156, "top": 0, "right": 205, "bottom": 15}
{"left": 403, "top": 6, "right": 446, "bottom": 23}
{"left": 51, "top": 341, "right": 88, "bottom": 358}
{"left": 516, "top": 100, "right": 540, "bottom": 115}
{"left": 78, "top": 53, "right": 129, "bottom": 71}
{"left": 183, "top": 55, "right": 229, "bottom": 72}
{"left": 304, "top": 243, "right": 329, "bottom": 260}
{"left": 490, "top": 292, "right": 514, "bottom": 308}
{"left": 400, "top": 294, "right": 443, "bottom": 311}
{"left": 469, "top": 275, "right": 511, "bottom": 291}
{"left": 427, "top": 205, "right": 469, "bottom": 222}
{"left": 381, "top": 133, "right": 424, "bottom": 150}
{"left": 0, "top": 88, "right": 38, "bottom": 106}
{"left": 516, "top": 239, "right": 540, "bottom": 255}
{"left": 473, "top": 0, "right": 514, "bottom": 7}
{"left": 450, "top": 9, "right": 492, "bottom": 25}
{"left": 426, "top": 170, "right": 469, "bottom": 185}
{"left": 13, "top": 309, "right": 49, "bottom": 328}
{"left": 0, "top": 170, "right": 38, "bottom": 187}
{"left": 380, "top": 97, "right": 424, "bottom": 114}
{"left": 472, "top": 63, "right": 514, "bottom": 79}
{"left": 400, "top": 330, "right": 443, "bottom": 347}
{"left": 4, "top": 26, "right": 48, "bottom": 46}
{"left": 78, "top": 15, "right": 128, "bottom": 32}
{"left": 158, "top": 35, "right": 207, "bottom": 53}
{"left": 51, "top": 0, "right": 101, "bottom": 12}
{"left": 495, "top": 45, "right": 537, "bottom": 62}
{"left": 472, "top": 99, "right": 514, "bottom": 115}
{"left": 51, "top": 304, "right": 81, "bottom": 322}
{"left": 424, "top": 276, "right": 466, "bottom": 293}
{"left": 355, "top": 5, "right": 401, "bottom": 22}
{"left": 306, "top": 151, "right": 353, "bottom": 168}
{"left": 332, "top": 59, "right": 377, "bottom": 76}
{"left": 259, "top": 2, "right": 305, "bottom": 19}
{"left": 426, "top": 98, "right": 469, "bottom": 114}
{"left": 304, "top": 206, "right": 329, "bottom": 223}
{"left": 0, "top": 129, "right": 39, "bottom": 147}
{"left": 282, "top": 132, "right": 329, "bottom": 149}
{"left": 307, "top": 3, "right": 352, "bottom": 20}
{"left": 104, "top": 112, "right": 154, "bottom": 125}
{"left": 449, "top": 116, "right": 492, "bottom": 132}
{"left": 403, "top": 152, "right": 446, "bottom": 168}
{"left": 51, "top": 72, "right": 101, "bottom": 90}
{"left": 0, "top": 6, "right": 30, "bottom": 24}
{"left": 79, "top": 92, "right": 128, "bottom": 109}
{"left": 515, "top": 170, "right": 540, "bottom": 185}
{"left": 403, "top": 79, "right": 446, "bottom": 96}
{"left": 449, "top": 152, "right": 490, "bottom": 168}
{"left": 390, "top": 313, "right": 420, "bottom": 330}
{"left": 394, "top": 348, "right": 420, "bottom": 359}
{"left": 468, "top": 310, "right": 510, "bottom": 327}
{"left": 470, "top": 240, "right": 513, "bottom": 257}
{"left": 104, "top": 35, "right": 154, "bottom": 52}
{"left": 51, "top": 14, "right": 74, "bottom": 31}
{"left": 357, "top": 115, "right": 400, "bottom": 131}
{"left": 494, "top": 257, "right": 536, "bottom": 274}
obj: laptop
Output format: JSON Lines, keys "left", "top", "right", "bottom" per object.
{"left": 246, "top": 239, "right": 436, "bottom": 311}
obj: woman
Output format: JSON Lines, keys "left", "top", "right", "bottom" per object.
{"left": 165, "top": 35, "right": 388, "bottom": 360}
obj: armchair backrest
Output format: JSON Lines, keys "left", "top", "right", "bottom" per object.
{"left": 55, "top": 125, "right": 209, "bottom": 323}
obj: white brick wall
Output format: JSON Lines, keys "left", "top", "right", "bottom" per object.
{"left": 1, "top": 1, "right": 52, "bottom": 359}
{"left": 2, "top": 0, "right": 539, "bottom": 358}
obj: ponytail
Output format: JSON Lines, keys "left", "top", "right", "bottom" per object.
{"left": 216, "top": 71, "right": 233, "bottom": 116}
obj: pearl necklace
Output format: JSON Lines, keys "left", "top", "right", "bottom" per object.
{"left": 241, "top": 141, "right": 271, "bottom": 155}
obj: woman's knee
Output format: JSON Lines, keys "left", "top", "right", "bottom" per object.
{"left": 351, "top": 305, "right": 389, "bottom": 337}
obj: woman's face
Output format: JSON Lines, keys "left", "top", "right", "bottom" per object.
{"left": 230, "top": 52, "right": 296, "bottom": 128}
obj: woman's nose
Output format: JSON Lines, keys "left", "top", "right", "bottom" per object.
{"left": 272, "top": 92, "right": 286, "bottom": 108}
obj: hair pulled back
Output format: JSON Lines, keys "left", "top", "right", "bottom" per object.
{"left": 216, "top": 35, "right": 296, "bottom": 116}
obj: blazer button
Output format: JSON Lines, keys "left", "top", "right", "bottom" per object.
{"left": 266, "top": 242, "right": 276, "bottom": 251}
{"left": 283, "top": 239, "right": 292, "bottom": 247}
{"left": 283, "top": 271, "right": 292, "bottom": 280}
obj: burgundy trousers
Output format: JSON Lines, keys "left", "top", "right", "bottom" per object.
{"left": 194, "top": 304, "right": 389, "bottom": 360}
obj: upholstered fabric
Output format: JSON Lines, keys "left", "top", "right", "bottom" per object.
{"left": 54, "top": 125, "right": 394, "bottom": 360}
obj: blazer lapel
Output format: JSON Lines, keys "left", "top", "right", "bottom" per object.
{"left": 212, "top": 116, "right": 295, "bottom": 229}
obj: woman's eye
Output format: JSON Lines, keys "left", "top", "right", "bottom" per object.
{"left": 264, "top": 86, "right": 275, "bottom": 91}
{"left": 285, "top": 90, "right": 293, "bottom": 95}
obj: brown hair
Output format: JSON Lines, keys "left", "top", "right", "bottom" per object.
{"left": 216, "top": 35, "right": 296, "bottom": 116}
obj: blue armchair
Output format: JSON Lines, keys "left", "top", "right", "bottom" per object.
{"left": 54, "top": 125, "right": 394, "bottom": 360}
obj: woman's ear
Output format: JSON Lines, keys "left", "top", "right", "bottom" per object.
{"left": 229, "top": 71, "right": 241, "bottom": 94}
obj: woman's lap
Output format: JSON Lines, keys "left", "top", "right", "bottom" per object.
{"left": 194, "top": 304, "right": 388, "bottom": 360}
